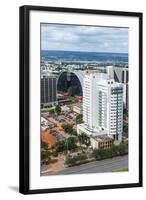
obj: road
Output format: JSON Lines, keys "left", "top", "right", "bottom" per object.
{"left": 53, "top": 155, "right": 128, "bottom": 175}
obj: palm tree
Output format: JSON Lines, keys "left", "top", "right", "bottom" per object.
{"left": 78, "top": 132, "right": 90, "bottom": 148}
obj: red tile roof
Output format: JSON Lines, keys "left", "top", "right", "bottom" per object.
{"left": 41, "top": 130, "right": 57, "bottom": 146}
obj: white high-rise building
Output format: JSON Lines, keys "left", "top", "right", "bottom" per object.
{"left": 83, "top": 73, "right": 98, "bottom": 130}
{"left": 97, "top": 79, "right": 123, "bottom": 140}
{"left": 77, "top": 72, "right": 123, "bottom": 140}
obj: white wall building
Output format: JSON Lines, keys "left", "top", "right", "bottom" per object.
{"left": 83, "top": 73, "right": 99, "bottom": 130}
{"left": 97, "top": 78, "right": 123, "bottom": 140}
{"left": 77, "top": 72, "right": 123, "bottom": 141}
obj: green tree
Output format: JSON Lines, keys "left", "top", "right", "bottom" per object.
{"left": 72, "top": 130, "right": 78, "bottom": 136}
{"left": 62, "top": 124, "right": 74, "bottom": 135}
{"left": 65, "top": 156, "right": 76, "bottom": 166}
{"left": 55, "top": 105, "right": 61, "bottom": 115}
{"left": 64, "top": 137, "right": 77, "bottom": 151}
{"left": 123, "top": 109, "right": 128, "bottom": 119}
{"left": 41, "top": 141, "right": 48, "bottom": 150}
{"left": 76, "top": 114, "right": 83, "bottom": 124}
{"left": 65, "top": 153, "right": 87, "bottom": 167}
{"left": 92, "top": 141, "right": 128, "bottom": 161}
{"left": 49, "top": 109, "right": 55, "bottom": 115}
{"left": 111, "top": 144, "right": 119, "bottom": 156}
{"left": 55, "top": 140, "right": 65, "bottom": 153}
{"left": 78, "top": 132, "right": 90, "bottom": 147}
{"left": 92, "top": 148, "right": 110, "bottom": 160}
{"left": 123, "top": 124, "right": 128, "bottom": 134}
{"left": 41, "top": 149, "right": 51, "bottom": 161}
{"left": 118, "top": 141, "right": 128, "bottom": 155}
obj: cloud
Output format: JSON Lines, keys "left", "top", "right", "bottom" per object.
{"left": 41, "top": 24, "right": 128, "bottom": 53}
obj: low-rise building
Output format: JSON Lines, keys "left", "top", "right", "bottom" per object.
{"left": 61, "top": 105, "right": 70, "bottom": 112}
{"left": 41, "top": 117, "right": 48, "bottom": 131}
{"left": 72, "top": 104, "right": 83, "bottom": 114}
{"left": 90, "top": 135, "right": 114, "bottom": 149}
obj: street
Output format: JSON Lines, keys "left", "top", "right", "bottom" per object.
{"left": 43, "top": 155, "right": 128, "bottom": 175}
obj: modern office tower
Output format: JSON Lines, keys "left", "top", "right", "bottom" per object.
{"left": 114, "top": 67, "right": 128, "bottom": 110}
{"left": 107, "top": 66, "right": 129, "bottom": 110}
{"left": 77, "top": 72, "right": 123, "bottom": 141}
{"left": 113, "top": 67, "right": 128, "bottom": 84}
{"left": 41, "top": 74, "right": 57, "bottom": 107}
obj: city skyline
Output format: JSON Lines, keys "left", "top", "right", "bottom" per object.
{"left": 41, "top": 65, "right": 129, "bottom": 175}
{"left": 40, "top": 24, "right": 129, "bottom": 175}
{"left": 41, "top": 24, "right": 128, "bottom": 53}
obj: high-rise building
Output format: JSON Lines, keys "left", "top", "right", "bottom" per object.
{"left": 83, "top": 73, "right": 99, "bottom": 130}
{"left": 77, "top": 72, "right": 123, "bottom": 140}
{"left": 107, "top": 66, "right": 129, "bottom": 110}
{"left": 113, "top": 67, "right": 128, "bottom": 84}
{"left": 97, "top": 79, "right": 123, "bottom": 140}
{"left": 41, "top": 74, "right": 57, "bottom": 107}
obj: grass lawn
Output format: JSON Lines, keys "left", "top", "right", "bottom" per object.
{"left": 41, "top": 107, "right": 55, "bottom": 112}
{"left": 113, "top": 167, "right": 128, "bottom": 172}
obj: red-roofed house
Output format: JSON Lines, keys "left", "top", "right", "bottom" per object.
{"left": 41, "top": 130, "right": 57, "bottom": 147}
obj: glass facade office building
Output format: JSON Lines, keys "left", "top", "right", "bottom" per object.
{"left": 41, "top": 74, "right": 57, "bottom": 107}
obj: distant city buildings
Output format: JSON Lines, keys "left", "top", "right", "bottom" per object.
{"left": 41, "top": 74, "right": 57, "bottom": 107}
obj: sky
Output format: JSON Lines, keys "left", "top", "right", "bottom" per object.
{"left": 41, "top": 24, "right": 128, "bottom": 53}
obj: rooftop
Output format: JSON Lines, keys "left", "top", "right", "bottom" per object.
{"left": 41, "top": 130, "right": 57, "bottom": 147}
{"left": 93, "top": 134, "right": 113, "bottom": 142}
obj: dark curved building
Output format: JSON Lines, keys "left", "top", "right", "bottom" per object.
{"left": 57, "top": 71, "right": 84, "bottom": 96}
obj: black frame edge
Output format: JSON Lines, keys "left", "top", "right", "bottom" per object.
{"left": 21, "top": 5, "right": 143, "bottom": 16}
{"left": 138, "top": 13, "right": 143, "bottom": 187}
{"left": 19, "top": 6, "right": 30, "bottom": 194}
{"left": 19, "top": 5, "right": 143, "bottom": 194}
{"left": 22, "top": 183, "right": 141, "bottom": 195}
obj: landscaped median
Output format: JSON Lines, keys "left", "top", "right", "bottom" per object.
{"left": 64, "top": 141, "right": 128, "bottom": 168}
{"left": 65, "top": 153, "right": 94, "bottom": 167}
